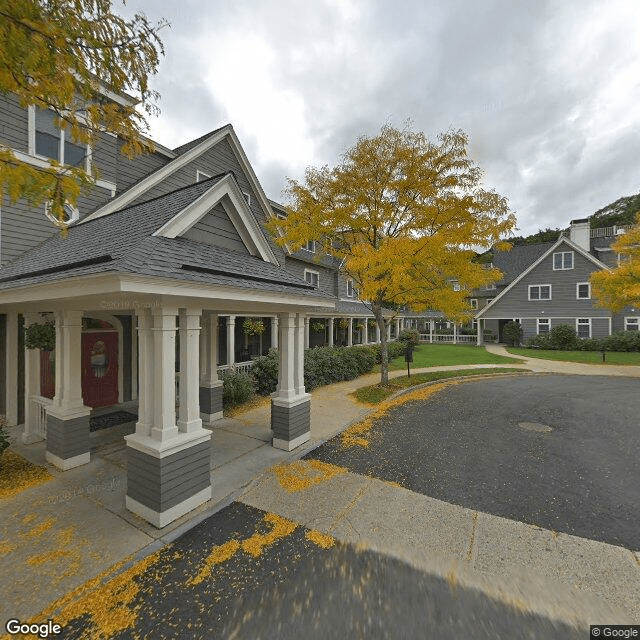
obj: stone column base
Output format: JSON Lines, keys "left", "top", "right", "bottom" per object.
{"left": 200, "top": 383, "right": 224, "bottom": 425}
{"left": 271, "top": 395, "right": 311, "bottom": 451}
{"left": 125, "top": 430, "right": 212, "bottom": 528}
{"left": 45, "top": 408, "right": 91, "bottom": 470}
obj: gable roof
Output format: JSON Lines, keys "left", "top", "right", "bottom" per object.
{"left": 476, "top": 236, "right": 610, "bottom": 318}
{"left": 80, "top": 125, "right": 279, "bottom": 237}
{"left": 0, "top": 178, "right": 328, "bottom": 299}
{"left": 491, "top": 242, "right": 556, "bottom": 285}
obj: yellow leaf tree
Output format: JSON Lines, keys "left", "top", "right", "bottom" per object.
{"left": 591, "top": 213, "right": 640, "bottom": 311}
{"left": 0, "top": 0, "right": 167, "bottom": 230}
{"left": 268, "top": 125, "right": 516, "bottom": 384}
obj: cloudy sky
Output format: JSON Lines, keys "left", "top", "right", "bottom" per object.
{"left": 127, "top": 0, "right": 640, "bottom": 237}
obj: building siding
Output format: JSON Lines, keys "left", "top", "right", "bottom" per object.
{"left": 285, "top": 257, "right": 337, "bottom": 297}
{"left": 0, "top": 94, "right": 28, "bottom": 151}
{"left": 182, "top": 202, "right": 250, "bottom": 255}
{"left": 482, "top": 242, "right": 611, "bottom": 321}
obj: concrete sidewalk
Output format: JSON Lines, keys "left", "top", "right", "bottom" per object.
{"left": 2, "top": 348, "right": 638, "bottom": 625}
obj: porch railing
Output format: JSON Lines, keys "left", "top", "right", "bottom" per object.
{"left": 418, "top": 333, "right": 493, "bottom": 344}
{"left": 216, "top": 360, "right": 255, "bottom": 376}
{"left": 32, "top": 395, "right": 52, "bottom": 439}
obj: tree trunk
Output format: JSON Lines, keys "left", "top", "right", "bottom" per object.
{"left": 374, "top": 304, "right": 389, "bottom": 385}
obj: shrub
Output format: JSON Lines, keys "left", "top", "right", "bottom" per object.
{"left": 222, "top": 370, "right": 254, "bottom": 409}
{"left": 549, "top": 324, "right": 578, "bottom": 350}
{"left": 398, "top": 329, "right": 420, "bottom": 347}
{"left": 502, "top": 321, "right": 523, "bottom": 346}
{"left": 250, "top": 349, "right": 279, "bottom": 395}
{"left": 525, "top": 333, "right": 553, "bottom": 349}
{"left": 601, "top": 330, "right": 640, "bottom": 352}
{"left": 575, "top": 337, "right": 603, "bottom": 352}
{"left": 0, "top": 416, "right": 10, "bottom": 458}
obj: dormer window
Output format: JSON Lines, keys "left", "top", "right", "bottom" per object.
{"left": 347, "top": 279, "right": 354, "bottom": 297}
{"left": 32, "top": 106, "right": 87, "bottom": 168}
{"left": 304, "top": 269, "right": 319, "bottom": 288}
{"left": 553, "top": 251, "right": 573, "bottom": 270}
{"left": 304, "top": 240, "right": 316, "bottom": 253}
{"left": 452, "top": 281, "right": 461, "bottom": 291}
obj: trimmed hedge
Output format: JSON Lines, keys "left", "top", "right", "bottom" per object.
{"left": 526, "top": 328, "right": 640, "bottom": 352}
{"left": 250, "top": 342, "right": 406, "bottom": 396}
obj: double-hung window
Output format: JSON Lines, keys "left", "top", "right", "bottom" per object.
{"left": 576, "top": 318, "right": 591, "bottom": 338}
{"left": 537, "top": 318, "right": 550, "bottom": 334}
{"left": 304, "top": 240, "right": 316, "bottom": 253}
{"left": 528, "top": 284, "right": 551, "bottom": 300}
{"left": 576, "top": 282, "right": 591, "bottom": 299}
{"left": 33, "top": 107, "right": 86, "bottom": 167}
{"left": 625, "top": 317, "right": 639, "bottom": 331}
{"left": 304, "top": 269, "right": 319, "bottom": 288}
{"left": 469, "top": 298, "right": 478, "bottom": 310}
{"left": 553, "top": 251, "right": 574, "bottom": 270}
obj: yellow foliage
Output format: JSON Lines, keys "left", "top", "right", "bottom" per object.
{"left": 266, "top": 125, "right": 515, "bottom": 382}
{"left": 591, "top": 213, "right": 640, "bottom": 311}
{"left": 0, "top": 450, "right": 52, "bottom": 500}
{"left": 272, "top": 459, "right": 346, "bottom": 492}
{"left": 0, "top": 0, "right": 167, "bottom": 229}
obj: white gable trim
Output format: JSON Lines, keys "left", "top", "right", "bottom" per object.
{"left": 475, "top": 236, "right": 610, "bottom": 319}
{"left": 153, "top": 174, "right": 278, "bottom": 264}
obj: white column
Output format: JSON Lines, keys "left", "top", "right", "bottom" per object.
{"left": 453, "top": 322, "right": 458, "bottom": 344}
{"left": 199, "top": 312, "right": 208, "bottom": 383}
{"left": 178, "top": 308, "right": 202, "bottom": 434}
{"left": 150, "top": 306, "right": 179, "bottom": 442}
{"left": 347, "top": 318, "right": 353, "bottom": 347}
{"left": 430, "top": 320, "right": 434, "bottom": 343}
{"left": 52, "top": 310, "right": 86, "bottom": 412}
{"left": 5, "top": 312, "right": 19, "bottom": 426}
{"left": 226, "top": 315, "right": 235, "bottom": 366}
{"left": 131, "top": 315, "right": 138, "bottom": 401}
{"left": 364, "top": 319, "right": 369, "bottom": 344}
{"left": 395, "top": 318, "right": 400, "bottom": 339}
{"left": 328, "top": 318, "right": 334, "bottom": 347}
{"left": 295, "top": 313, "right": 306, "bottom": 397}
{"left": 22, "top": 313, "right": 43, "bottom": 443}
{"left": 271, "top": 316, "right": 278, "bottom": 350}
{"left": 204, "top": 313, "right": 220, "bottom": 385}
{"left": 387, "top": 321, "right": 391, "bottom": 342}
{"left": 477, "top": 319, "right": 484, "bottom": 346}
{"left": 135, "top": 308, "right": 153, "bottom": 438}
{"left": 276, "top": 313, "right": 296, "bottom": 400}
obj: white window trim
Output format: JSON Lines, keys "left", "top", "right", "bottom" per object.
{"left": 528, "top": 284, "right": 552, "bottom": 301}
{"left": 576, "top": 317, "right": 591, "bottom": 338}
{"left": 553, "top": 251, "right": 574, "bottom": 270}
{"left": 196, "top": 170, "right": 211, "bottom": 182}
{"left": 537, "top": 318, "right": 550, "bottom": 334}
{"left": 29, "top": 105, "right": 91, "bottom": 172}
{"left": 576, "top": 282, "right": 591, "bottom": 300}
{"left": 486, "top": 298, "right": 494, "bottom": 304}
{"left": 469, "top": 298, "right": 478, "bottom": 309}
{"left": 453, "top": 282, "right": 461, "bottom": 291}
{"left": 304, "top": 240, "right": 316, "bottom": 253}
{"left": 304, "top": 268, "right": 320, "bottom": 288}
{"left": 624, "top": 317, "right": 640, "bottom": 331}
{"left": 485, "top": 283, "right": 497, "bottom": 291}
{"left": 242, "top": 190, "right": 252, "bottom": 206}
{"left": 44, "top": 201, "right": 80, "bottom": 226}
{"left": 346, "top": 278, "right": 354, "bottom": 298}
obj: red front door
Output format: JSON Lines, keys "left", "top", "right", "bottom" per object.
{"left": 82, "top": 331, "right": 119, "bottom": 408}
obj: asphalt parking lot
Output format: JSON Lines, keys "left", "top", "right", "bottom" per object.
{"left": 308, "top": 374, "right": 640, "bottom": 550}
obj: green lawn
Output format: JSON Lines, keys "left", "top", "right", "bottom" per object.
{"left": 506, "top": 347, "right": 640, "bottom": 366}
{"left": 382, "top": 343, "right": 522, "bottom": 371}
{"left": 353, "top": 368, "right": 529, "bottom": 404}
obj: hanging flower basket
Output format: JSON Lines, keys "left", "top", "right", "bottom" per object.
{"left": 354, "top": 322, "right": 364, "bottom": 330}
{"left": 311, "top": 322, "right": 325, "bottom": 333}
{"left": 338, "top": 318, "right": 349, "bottom": 329}
{"left": 242, "top": 318, "right": 265, "bottom": 336}
{"left": 368, "top": 319, "right": 376, "bottom": 329}
{"left": 25, "top": 322, "right": 55, "bottom": 351}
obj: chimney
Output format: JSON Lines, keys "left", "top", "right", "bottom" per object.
{"left": 569, "top": 218, "right": 590, "bottom": 251}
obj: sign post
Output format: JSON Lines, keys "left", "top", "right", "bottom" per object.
{"left": 404, "top": 344, "right": 413, "bottom": 378}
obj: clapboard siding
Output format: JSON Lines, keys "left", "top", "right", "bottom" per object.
{"left": 483, "top": 241, "right": 610, "bottom": 319}
{"left": 113, "top": 144, "right": 169, "bottom": 198}
{"left": 127, "top": 137, "right": 287, "bottom": 264}
{"left": 182, "top": 202, "right": 249, "bottom": 255}
{"left": 0, "top": 94, "right": 28, "bottom": 151}
{"left": 91, "top": 131, "right": 119, "bottom": 184}
{"left": 1, "top": 185, "right": 113, "bottom": 265}
{"left": 284, "top": 257, "right": 337, "bottom": 296}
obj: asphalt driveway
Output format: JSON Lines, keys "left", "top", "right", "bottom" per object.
{"left": 308, "top": 374, "right": 640, "bottom": 550}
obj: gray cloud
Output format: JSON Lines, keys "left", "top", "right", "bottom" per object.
{"left": 131, "top": 0, "right": 640, "bottom": 236}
